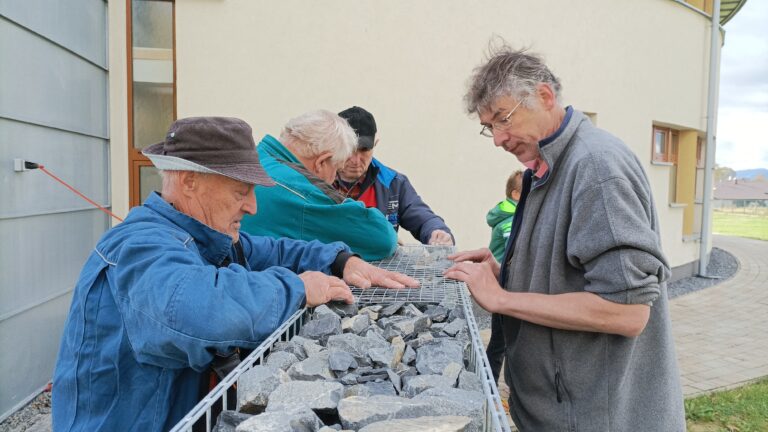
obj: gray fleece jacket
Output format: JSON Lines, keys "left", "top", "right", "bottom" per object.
{"left": 501, "top": 109, "right": 685, "bottom": 431}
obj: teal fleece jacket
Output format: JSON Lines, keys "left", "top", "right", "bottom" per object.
{"left": 240, "top": 135, "right": 398, "bottom": 261}
{"left": 486, "top": 198, "right": 517, "bottom": 262}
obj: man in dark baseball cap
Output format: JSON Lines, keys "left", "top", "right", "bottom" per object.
{"left": 334, "top": 106, "right": 454, "bottom": 246}
{"left": 53, "top": 116, "right": 417, "bottom": 431}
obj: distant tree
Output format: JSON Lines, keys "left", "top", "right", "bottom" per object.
{"left": 714, "top": 164, "right": 736, "bottom": 183}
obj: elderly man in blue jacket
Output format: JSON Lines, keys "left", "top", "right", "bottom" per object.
{"left": 52, "top": 117, "right": 417, "bottom": 432}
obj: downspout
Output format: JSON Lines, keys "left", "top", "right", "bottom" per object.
{"left": 698, "top": 0, "right": 722, "bottom": 276}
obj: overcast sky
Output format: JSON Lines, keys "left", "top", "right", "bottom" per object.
{"left": 716, "top": 0, "right": 768, "bottom": 171}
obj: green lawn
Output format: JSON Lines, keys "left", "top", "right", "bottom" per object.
{"left": 686, "top": 378, "right": 768, "bottom": 432}
{"left": 713, "top": 211, "right": 768, "bottom": 241}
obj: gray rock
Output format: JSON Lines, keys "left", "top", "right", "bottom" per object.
{"left": 359, "top": 306, "right": 380, "bottom": 321}
{"left": 23, "top": 415, "right": 52, "bottom": 432}
{"left": 266, "top": 380, "right": 344, "bottom": 413}
{"left": 390, "top": 336, "right": 405, "bottom": 365}
{"left": 416, "top": 340, "right": 464, "bottom": 375}
{"left": 313, "top": 304, "right": 337, "bottom": 318}
{"left": 235, "top": 406, "right": 322, "bottom": 432}
{"left": 356, "top": 373, "right": 388, "bottom": 383}
{"left": 345, "top": 381, "right": 397, "bottom": 398}
{"left": 329, "top": 350, "right": 358, "bottom": 372}
{"left": 387, "top": 316, "right": 432, "bottom": 339}
{"left": 442, "top": 362, "right": 462, "bottom": 384}
{"left": 264, "top": 351, "right": 299, "bottom": 371}
{"left": 290, "top": 335, "right": 327, "bottom": 357}
{"left": 401, "top": 345, "right": 416, "bottom": 365}
{"left": 271, "top": 340, "right": 307, "bottom": 361}
{"left": 337, "top": 395, "right": 439, "bottom": 430}
{"left": 299, "top": 313, "right": 341, "bottom": 344}
{"left": 237, "top": 365, "right": 290, "bottom": 414}
{"left": 430, "top": 322, "right": 447, "bottom": 332}
{"left": 328, "top": 301, "right": 359, "bottom": 318}
{"left": 424, "top": 305, "right": 449, "bottom": 323}
{"left": 448, "top": 306, "right": 465, "bottom": 321}
{"left": 358, "top": 415, "right": 472, "bottom": 432}
{"left": 457, "top": 370, "right": 483, "bottom": 393}
{"left": 213, "top": 411, "right": 252, "bottom": 432}
{"left": 442, "top": 318, "right": 466, "bottom": 337}
{"left": 406, "top": 332, "right": 434, "bottom": 350}
{"left": 327, "top": 333, "right": 389, "bottom": 363}
{"left": 414, "top": 388, "right": 486, "bottom": 432}
{"left": 339, "top": 372, "right": 360, "bottom": 385}
{"left": 401, "top": 374, "right": 457, "bottom": 397}
{"left": 318, "top": 427, "right": 342, "bottom": 432}
{"left": 401, "top": 303, "right": 424, "bottom": 317}
{"left": 287, "top": 351, "right": 334, "bottom": 381}
{"left": 342, "top": 314, "right": 370, "bottom": 334}
{"left": 379, "top": 302, "right": 405, "bottom": 317}
{"left": 386, "top": 369, "right": 402, "bottom": 394}
{"left": 368, "top": 346, "right": 396, "bottom": 368}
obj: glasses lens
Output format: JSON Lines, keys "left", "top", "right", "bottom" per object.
{"left": 480, "top": 126, "right": 493, "bottom": 137}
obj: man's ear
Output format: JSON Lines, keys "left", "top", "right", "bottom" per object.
{"left": 536, "top": 83, "right": 557, "bottom": 110}
{"left": 178, "top": 171, "right": 200, "bottom": 196}
{"left": 315, "top": 151, "right": 335, "bottom": 171}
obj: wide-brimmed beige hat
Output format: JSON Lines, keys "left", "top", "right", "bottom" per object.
{"left": 143, "top": 116, "right": 275, "bottom": 186}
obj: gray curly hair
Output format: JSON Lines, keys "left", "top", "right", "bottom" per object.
{"left": 280, "top": 110, "right": 357, "bottom": 166}
{"left": 464, "top": 45, "right": 562, "bottom": 114}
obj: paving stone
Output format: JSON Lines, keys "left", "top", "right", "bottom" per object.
{"left": 213, "top": 411, "right": 253, "bottom": 432}
{"left": 337, "top": 395, "right": 439, "bottom": 430}
{"left": 235, "top": 406, "right": 322, "bottom": 432}
{"left": 287, "top": 351, "right": 334, "bottom": 381}
{"left": 299, "top": 313, "right": 342, "bottom": 344}
{"left": 416, "top": 340, "right": 465, "bottom": 375}
{"left": 263, "top": 351, "right": 299, "bottom": 371}
{"left": 358, "top": 415, "right": 472, "bottom": 432}
{"left": 266, "top": 380, "right": 344, "bottom": 413}
{"left": 414, "top": 388, "right": 485, "bottom": 432}
{"left": 237, "top": 365, "right": 290, "bottom": 414}
{"left": 271, "top": 340, "right": 307, "bottom": 361}
{"left": 442, "top": 318, "right": 466, "bottom": 337}
{"left": 329, "top": 350, "right": 359, "bottom": 372}
{"left": 402, "top": 374, "right": 457, "bottom": 397}
{"left": 342, "top": 314, "right": 370, "bottom": 334}
{"left": 457, "top": 370, "right": 483, "bottom": 393}
{"left": 424, "top": 305, "right": 449, "bottom": 323}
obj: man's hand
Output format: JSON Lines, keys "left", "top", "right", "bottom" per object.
{"left": 299, "top": 271, "right": 354, "bottom": 306}
{"left": 443, "top": 261, "right": 505, "bottom": 313}
{"left": 343, "top": 257, "right": 420, "bottom": 289}
{"left": 448, "top": 248, "right": 501, "bottom": 278}
{"left": 428, "top": 229, "right": 454, "bottom": 246}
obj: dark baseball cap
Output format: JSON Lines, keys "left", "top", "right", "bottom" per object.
{"left": 143, "top": 117, "right": 275, "bottom": 186}
{"left": 338, "top": 106, "right": 377, "bottom": 151}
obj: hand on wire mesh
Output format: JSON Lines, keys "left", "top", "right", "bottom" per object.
{"left": 299, "top": 271, "right": 354, "bottom": 306}
{"left": 448, "top": 247, "right": 501, "bottom": 278}
{"left": 443, "top": 261, "right": 504, "bottom": 313}
{"left": 427, "top": 229, "right": 454, "bottom": 246}
{"left": 342, "top": 257, "right": 420, "bottom": 289}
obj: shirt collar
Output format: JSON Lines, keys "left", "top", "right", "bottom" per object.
{"left": 143, "top": 192, "right": 233, "bottom": 265}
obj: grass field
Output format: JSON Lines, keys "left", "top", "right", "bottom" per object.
{"left": 712, "top": 210, "right": 768, "bottom": 241}
{"left": 686, "top": 378, "right": 768, "bottom": 431}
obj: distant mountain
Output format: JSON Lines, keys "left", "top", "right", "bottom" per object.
{"left": 735, "top": 168, "right": 768, "bottom": 180}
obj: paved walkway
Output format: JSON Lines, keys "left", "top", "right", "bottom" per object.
{"left": 671, "top": 235, "right": 768, "bottom": 396}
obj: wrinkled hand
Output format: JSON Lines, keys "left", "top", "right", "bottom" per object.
{"left": 343, "top": 257, "right": 420, "bottom": 289}
{"left": 443, "top": 261, "right": 505, "bottom": 313}
{"left": 448, "top": 248, "right": 500, "bottom": 278}
{"left": 428, "top": 229, "right": 454, "bottom": 246}
{"left": 299, "top": 271, "right": 354, "bottom": 306}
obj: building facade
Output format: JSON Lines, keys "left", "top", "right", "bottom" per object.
{"left": 0, "top": 0, "right": 745, "bottom": 421}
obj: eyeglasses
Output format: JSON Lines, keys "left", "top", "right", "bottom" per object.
{"left": 479, "top": 99, "right": 524, "bottom": 138}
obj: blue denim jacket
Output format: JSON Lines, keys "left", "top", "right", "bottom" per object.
{"left": 52, "top": 192, "right": 348, "bottom": 431}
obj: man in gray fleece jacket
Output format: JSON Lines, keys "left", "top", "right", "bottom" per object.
{"left": 445, "top": 47, "right": 685, "bottom": 431}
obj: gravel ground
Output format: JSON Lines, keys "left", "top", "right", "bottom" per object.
{"left": 0, "top": 391, "right": 50, "bottom": 432}
{"left": 473, "top": 247, "right": 739, "bottom": 330}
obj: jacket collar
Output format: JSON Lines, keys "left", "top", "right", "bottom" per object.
{"left": 259, "top": 134, "right": 301, "bottom": 164}
{"left": 536, "top": 106, "right": 582, "bottom": 184}
{"left": 143, "top": 192, "right": 233, "bottom": 266}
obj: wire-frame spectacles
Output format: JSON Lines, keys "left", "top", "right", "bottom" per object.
{"left": 479, "top": 99, "right": 524, "bottom": 138}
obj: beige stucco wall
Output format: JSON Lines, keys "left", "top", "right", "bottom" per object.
{"left": 110, "top": 0, "right": 720, "bottom": 268}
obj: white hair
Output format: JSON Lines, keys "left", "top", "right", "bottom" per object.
{"left": 280, "top": 110, "right": 357, "bottom": 166}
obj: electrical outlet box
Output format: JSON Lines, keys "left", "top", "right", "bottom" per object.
{"left": 13, "top": 159, "right": 28, "bottom": 172}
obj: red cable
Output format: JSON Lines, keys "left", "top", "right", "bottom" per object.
{"left": 37, "top": 165, "right": 124, "bottom": 222}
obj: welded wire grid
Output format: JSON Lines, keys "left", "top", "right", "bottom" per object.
{"left": 351, "top": 244, "right": 466, "bottom": 305}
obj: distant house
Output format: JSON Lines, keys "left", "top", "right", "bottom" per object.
{"left": 713, "top": 179, "right": 768, "bottom": 208}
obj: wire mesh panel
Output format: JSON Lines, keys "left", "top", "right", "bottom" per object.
{"left": 352, "top": 245, "right": 465, "bottom": 305}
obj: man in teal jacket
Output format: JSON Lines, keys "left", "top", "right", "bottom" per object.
{"left": 240, "top": 110, "right": 398, "bottom": 261}
{"left": 486, "top": 170, "right": 522, "bottom": 262}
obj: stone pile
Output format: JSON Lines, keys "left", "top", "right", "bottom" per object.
{"left": 214, "top": 300, "right": 487, "bottom": 432}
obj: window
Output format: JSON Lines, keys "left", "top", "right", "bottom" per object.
{"left": 128, "top": 0, "right": 175, "bottom": 207}
{"left": 652, "top": 126, "right": 678, "bottom": 164}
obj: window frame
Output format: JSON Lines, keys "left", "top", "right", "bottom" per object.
{"left": 652, "top": 126, "right": 678, "bottom": 164}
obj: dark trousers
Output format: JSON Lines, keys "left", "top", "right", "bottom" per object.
{"left": 486, "top": 312, "right": 506, "bottom": 384}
